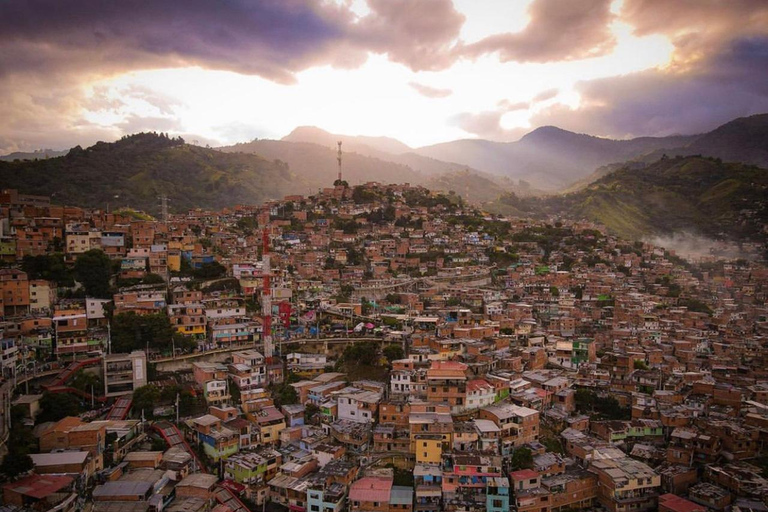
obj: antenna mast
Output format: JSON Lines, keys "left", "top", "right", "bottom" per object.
{"left": 336, "top": 141, "right": 343, "bottom": 183}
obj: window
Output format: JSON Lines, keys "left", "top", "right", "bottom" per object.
{"left": 311, "top": 506, "right": 320, "bottom": 512}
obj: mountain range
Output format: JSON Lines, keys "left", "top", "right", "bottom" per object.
{"left": 1, "top": 114, "right": 766, "bottom": 245}
{"left": 263, "top": 114, "right": 768, "bottom": 191}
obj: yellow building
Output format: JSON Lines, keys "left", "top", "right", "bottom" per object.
{"left": 414, "top": 434, "right": 443, "bottom": 464}
{"left": 167, "top": 250, "right": 181, "bottom": 272}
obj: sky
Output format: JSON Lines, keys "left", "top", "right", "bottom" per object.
{"left": 1, "top": 0, "right": 767, "bottom": 153}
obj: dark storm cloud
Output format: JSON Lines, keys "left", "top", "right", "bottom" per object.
{"left": 529, "top": 37, "right": 768, "bottom": 138}
{"left": 0, "top": 0, "right": 466, "bottom": 82}
{"left": 0, "top": 0, "right": 355, "bottom": 84}
{"left": 0, "top": 0, "right": 464, "bottom": 152}
{"left": 463, "top": 0, "right": 616, "bottom": 63}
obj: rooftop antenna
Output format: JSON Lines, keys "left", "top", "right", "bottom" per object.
{"left": 337, "top": 141, "right": 343, "bottom": 183}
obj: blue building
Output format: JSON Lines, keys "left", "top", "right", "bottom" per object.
{"left": 486, "top": 476, "right": 510, "bottom": 512}
{"left": 307, "top": 482, "right": 345, "bottom": 512}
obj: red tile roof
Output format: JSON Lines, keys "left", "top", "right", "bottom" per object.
{"left": 3, "top": 474, "right": 74, "bottom": 499}
{"left": 349, "top": 477, "right": 393, "bottom": 503}
{"left": 509, "top": 469, "right": 539, "bottom": 481}
{"left": 659, "top": 493, "right": 706, "bottom": 512}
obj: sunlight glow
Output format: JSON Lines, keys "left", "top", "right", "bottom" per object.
{"left": 81, "top": 3, "right": 676, "bottom": 147}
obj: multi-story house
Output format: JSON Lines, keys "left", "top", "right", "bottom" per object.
{"left": 52, "top": 306, "right": 90, "bottom": 355}
{"left": 589, "top": 457, "right": 660, "bottom": 512}
{"left": 103, "top": 351, "right": 147, "bottom": 397}
{"left": 478, "top": 403, "right": 540, "bottom": 455}
{"left": 188, "top": 414, "right": 239, "bottom": 461}
{"left": 349, "top": 476, "right": 393, "bottom": 512}
{"left": 426, "top": 361, "right": 468, "bottom": 414}
{"left": 0, "top": 269, "right": 30, "bottom": 317}
{"left": 337, "top": 389, "right": 382, "bottom": 424}
{"left": 168, "top": 303, "right": 207, "bottom": 338}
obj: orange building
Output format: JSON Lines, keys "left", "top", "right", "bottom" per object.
{"left": 0, "top": 269, "right": 30, "bottom": 317}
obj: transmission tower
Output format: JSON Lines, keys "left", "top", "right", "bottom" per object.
{"left": 337, "top": 141, "right": 343, "bottom": 183}
{"left": 159, "top": 195, "right": 170, "bottom": 222}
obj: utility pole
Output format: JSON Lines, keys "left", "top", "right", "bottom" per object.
{"left": 262, "top": 228, "right": 273, "bottom": 374}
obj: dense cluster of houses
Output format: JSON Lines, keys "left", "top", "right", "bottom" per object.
{"left": 0, "top": 182, "right": 766, "bottom": 512}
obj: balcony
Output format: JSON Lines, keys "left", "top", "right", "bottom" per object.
{"left": 614, "top": 490, "right": 659, "bottom": 503}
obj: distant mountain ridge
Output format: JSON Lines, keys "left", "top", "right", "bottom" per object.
{"left": 415, "top": 127, "right": 700, "bottom": 190}
{"left": 283, "top": 126, "right": 412, "bottom": 155}
{"left": 2, "top": 114, "right": 766, "bottom": 220}
{"left": 0, "top": 148, "right": 68, "bottom": 161}
{"left": 282, "top": 114, "right": 768, "bottom": 191}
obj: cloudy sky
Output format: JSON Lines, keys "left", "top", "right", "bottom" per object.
{"left": 1, "top": 0, "right": 767, "bottom": 153}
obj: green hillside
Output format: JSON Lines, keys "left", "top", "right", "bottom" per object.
{"left": 488, "top": 156, "right": 768, "bottom": 242}
{"left": 0, "top": 133, "right": 301, "bottom": 214}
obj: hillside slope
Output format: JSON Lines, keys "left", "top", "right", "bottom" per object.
{"left": 0, "top": 133, "right": 300, "bottom": 213}
{"left": 219, "top": 138, "right": 530, "bottom": 203}
{"left": 488, "top": 156, "right": 768, "bottom": 242}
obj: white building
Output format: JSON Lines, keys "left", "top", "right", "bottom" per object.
{"left": 336, "top": 388, "right": 381, "bottom": 424}
{"left": 103, "top": 351, "right": 147, "bottom": 397}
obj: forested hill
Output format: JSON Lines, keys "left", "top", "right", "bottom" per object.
{"left": 488, "top": 155, "right": 768, "bottom": 243}
{"left": 0, "top": 133, "right": 301, "bottom": 213}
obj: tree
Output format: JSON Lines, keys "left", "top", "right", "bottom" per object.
{"left": 0, "top": 452, "right": 33, "bottom": 480}
{"left": 192, "top": 261, "right": 226, "bottom": 279}
{"left": 273, "top": 383, "right": 298, "bottom": 406}
{"left": 21, "top": 253, "right": 73, "bottom": 286}
{"left": 74, "top": 249, "right": 113, "bottom": 298}
{"left": 385, "top": 293, "right": 401, "bottom": 305}
{"left": 305, "top": 403, "right": 320, "bottom": 422}
{"left": 509, "top": 447, "right": 533, "bottom": 471}
{"left": 70, "top": 369, "right": 103, "bottom": 396}
{"left": 1, "top": 406, "right": 36, "bottom": 479}
{"left": 178, "top": 390, "right": 197, "bottom": 417}
{"left": 142, "top": 273, "right": 166, "bottom": 285}
{"left": 383, "top": 344, "right": 405, "bottom": 363}
{"left": 37, "top": 392, "right": 82, "bottom": 423}
{"left": 111, "top": 312, "right": 175, "bottom": 353}
{"left": 133, "top": 385, "right": 161, "bottom": 418}
{"left": 342, "top": 341, "right": 378, "bottom": 366}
